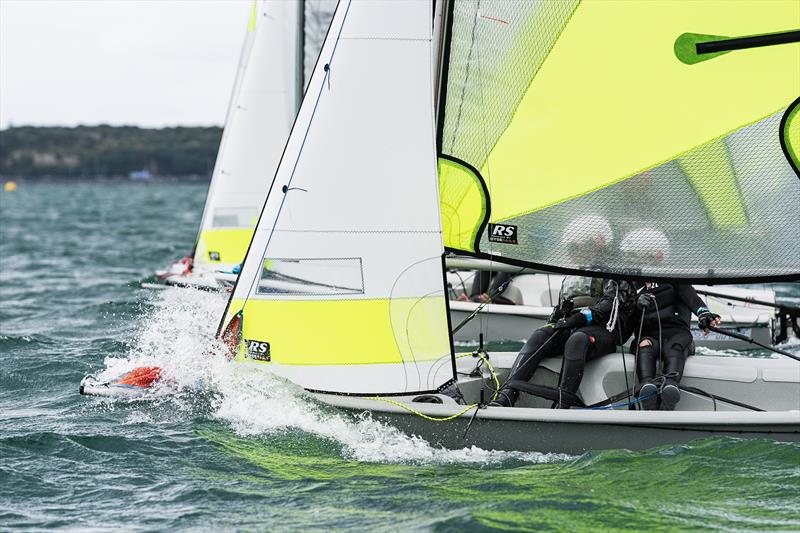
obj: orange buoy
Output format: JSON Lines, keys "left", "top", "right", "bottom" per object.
{"left": 4, "top": 181, "right": 17, "bottom": 192}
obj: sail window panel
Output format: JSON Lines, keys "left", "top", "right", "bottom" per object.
{"left": 244, "top": 231, "right": 443, "bottom": 301}
{"left": 212, "top": 207, "right": 259, "bottom": 229}
{"left": 257, "top": 258, "right": 365, "bottom": 296}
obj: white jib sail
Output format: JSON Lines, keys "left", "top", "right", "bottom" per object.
{"left": 194, "top": 0, "right": 302, "bottom": 273}
{"left": 224, "top": 0, "right": 455, "bottom": 396}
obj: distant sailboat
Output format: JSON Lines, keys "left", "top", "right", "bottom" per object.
{"left": 153, "top": 0, "right": 336, "bottom": 290}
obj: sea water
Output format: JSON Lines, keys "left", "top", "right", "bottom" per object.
{"left": 1, "top": 181, "right": 799, "bottom": 531}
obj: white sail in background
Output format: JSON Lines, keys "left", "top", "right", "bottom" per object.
{"left": 223, "top": 0, "right": 454, "bottom": 395}
{"left": 193, "top": 0, "right": 302, "bottom": 272}
{"left": 302, "top": 0, "right": 338, "bottom": 87}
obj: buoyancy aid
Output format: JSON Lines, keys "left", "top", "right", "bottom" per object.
{"left": 639, "top": 283, "right": 692, "bottom": 328}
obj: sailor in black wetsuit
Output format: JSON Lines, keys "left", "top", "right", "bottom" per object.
{"left": 632, "top": 283, "right": 721, "bottom": 410}
{"left": 490, "top": 276, "right": 637, "bottom": 408}
{"left": 456, "top": 271, "right": 517, "bottom": 304}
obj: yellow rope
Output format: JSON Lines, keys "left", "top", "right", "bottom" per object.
{"left": 367, "top": 396, "right": 478, "bottom": 422}
{"left": 365, "top": 353, "right": 500, "bottom": 421}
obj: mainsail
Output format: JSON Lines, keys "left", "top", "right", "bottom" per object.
{"left": 193, "top": 0, "right": 337, "bottom": 273}
{"left": 221, "top": 0, "right": 454, "bottom": 395}
{"left": 437, "top": 0, "right": 800, "bottom": 281}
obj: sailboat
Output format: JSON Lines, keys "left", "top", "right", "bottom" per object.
{"left": 153, "top": 0, "right": 337, "bottom": 291}
{"left": 99, "top": 0, "right": 799, "bottom": 453}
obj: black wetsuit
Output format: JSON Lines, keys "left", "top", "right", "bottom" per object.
{"left": 495, "top": 278, "right": 636, "bottom": 407}
{"left": 631, "top": 283, "right": 708, "bottom": 384}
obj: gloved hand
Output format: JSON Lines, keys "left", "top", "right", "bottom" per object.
{"left": 554, "top": 312, "right": 587, "bottom": 330}
{"left": 697, "top": 307, "right": 721, "bottom": 332}
{"left": 637, "top": 293, "right": 655, "bottom": 309}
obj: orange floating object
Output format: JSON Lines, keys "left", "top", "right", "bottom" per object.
{"left": 117, "top": 366, "right": 163, "bottom": 388}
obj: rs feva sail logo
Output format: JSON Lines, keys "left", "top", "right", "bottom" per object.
{"left": 244, "top": 339, "right": 270, "bottom": 361}
{"left": 488, "top": 223, "right": 518, "bottom": 244}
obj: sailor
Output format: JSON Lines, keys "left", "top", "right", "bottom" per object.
{"left": 490, "top": 275, "right": 636, "bottom": 407}
{"left": 456, "top": 271, "right": 519, "bottom": 305}
{"left": 632, "top": 283, "right": 721, "bottom": 410}
{"left": 620, "top": 228, "right": 722, "bottom": 410}
{"left": 490, "top": 215, "right": 636, "bottom": 408}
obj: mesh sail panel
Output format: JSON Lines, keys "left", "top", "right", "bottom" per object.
{"left": 484, "top": 112, "right": 800, "bottom": 278}
{"left": 439, "top": 0, "right": 800, "bottom": 280}
{"left": 441, "top": 0, "right": 578, "bottom": 168}
{"left": 303, "top": 0, "right": 338, "bottom": 87}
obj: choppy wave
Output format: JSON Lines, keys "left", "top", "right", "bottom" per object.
{"left": 3, "top": 183, "right": 799, "bottom": 531}
{"left": 91, "top": 287, "right": 567, "bottom": 466}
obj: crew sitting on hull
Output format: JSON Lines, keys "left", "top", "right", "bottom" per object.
{"left": 456, "top": 271, "right": 520, "bottom": 305}
{"left": 632, "top": 283, "right": 721, "bottom": 410}
{"left": 490, "top": 276, "right": 637, "bottom": 408}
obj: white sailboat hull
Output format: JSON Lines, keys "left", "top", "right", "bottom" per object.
{"left": 316, "top": 394, "right": 799, "bottom": 454}
{"left": 299, "top": 353, "right": 800, "bottom": 453}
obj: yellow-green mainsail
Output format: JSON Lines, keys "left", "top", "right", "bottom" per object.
{"left": 439, "top": 0, "right": 800, "bottom": 251}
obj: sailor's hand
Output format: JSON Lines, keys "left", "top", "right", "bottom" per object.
{"left": 697, "top": 308, "right": 722, "bottom": 334}
{"left": 478, "top": 293, "right": 491, "bottom": 303}
{"left": 554, "top": 312, "right": 587, "bottom": 330}
{"left": 456, "top": 293, "right": 468, "bottom": 302}
{"left": 637, "top": 293, "right": 655, "bottom": 309}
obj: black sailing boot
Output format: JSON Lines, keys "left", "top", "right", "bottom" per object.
{"left": 552, "top": 357, "right": 584, "bottom": 409}
{"left": 659, "top": 350, "right": 687, "bottom": 411}
{"left": 489, "top": 387, "right": 518, "bottom": 407}
{"left": 635, "top": 339, "right": 660, "bottom": 410}
{"left": 637, "top": 381, "right": 659, "bottom": 410}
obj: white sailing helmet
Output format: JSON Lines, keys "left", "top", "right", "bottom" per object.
{"left": 560, "top": 214, "right": 614, "bottom": 263}
{"left": 620, "top": 228, "right": 670, "bottom": 265}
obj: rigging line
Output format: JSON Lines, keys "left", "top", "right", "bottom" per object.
{"left": 652, "top": 289, "right": 663, "bottom": 368}
{"left": 633, "top": 307, "right": 646, "bottom": 410}
{"left": 472, "top": 0, "right": 499, "bottom": 346}
{"left": 368, "top": 396, "right": 479, "bottom": 422}
{"left": 447, "top": 1, "right": 481, "bottom": 150}
{"left": 472, "top": 349, "right": 500, "bottom": 401}
{"left": 707, "top": 326, "right": 800, "bottom": 362}
{"left": 450, "top": 266, "right": 526, "bottom": 334}
{"left": 243, "top": 0, "right": 353, "bottom": 302}
{"left": 617, "top": 309, "right": 631, "bottom": 405}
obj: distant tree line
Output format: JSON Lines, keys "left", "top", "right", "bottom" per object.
{"left": 0, "top": 125, "right": 222, "bottom": 178}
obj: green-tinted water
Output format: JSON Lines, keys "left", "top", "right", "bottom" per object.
{"left": 1, "top": 182, "right": 799, "bottom": 531}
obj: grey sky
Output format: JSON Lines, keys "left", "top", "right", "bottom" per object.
{"left": 0, "top": 0, "right": 250, "bottom": 129}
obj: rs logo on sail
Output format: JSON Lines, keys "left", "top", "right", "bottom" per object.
{"left": 245, "top": 339, "right": 270, "bottom": 361}
{"left": 488, "top": 223, "right": 518, "bottom": 244}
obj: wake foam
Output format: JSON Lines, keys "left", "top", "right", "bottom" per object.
{"left": 93, "top": 287, "right": 568, "bottom": 465}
